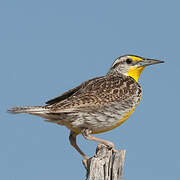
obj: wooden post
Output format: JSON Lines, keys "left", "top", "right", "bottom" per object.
{"left": 84, "top": 144, "right": 126, "bottom": 180}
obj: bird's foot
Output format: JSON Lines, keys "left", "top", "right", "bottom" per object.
{"left": 102, "top": 141, "right": 118, "bottom": 153}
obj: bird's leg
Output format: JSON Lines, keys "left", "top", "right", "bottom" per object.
{"left": 69, "top": 131, "right": 89, "bottom": 160}
{"left": 81, "top": 129, "right": 116, "bottom": 151}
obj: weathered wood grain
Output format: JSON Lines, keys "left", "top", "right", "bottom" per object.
{"left": 85, "top": 144, "right": 126, "bottom": 180}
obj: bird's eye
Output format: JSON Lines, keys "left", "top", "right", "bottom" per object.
{"left": 126, "top": 58, "right": 132, "bottom": 64}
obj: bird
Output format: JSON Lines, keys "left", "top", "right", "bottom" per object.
{"left": 8, "top": 54, "right": 164, "bottom": 161}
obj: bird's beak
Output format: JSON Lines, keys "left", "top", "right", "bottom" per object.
{"left": 138, "top": 58, "right": 164, "bottom": 67}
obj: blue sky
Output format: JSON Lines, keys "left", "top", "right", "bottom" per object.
{"left": 1, "top": 0, "right": 179, "bottom": 179}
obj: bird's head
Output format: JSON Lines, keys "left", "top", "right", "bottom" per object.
{"left": 108, "top": 54, "right": 164, "bottom": 81}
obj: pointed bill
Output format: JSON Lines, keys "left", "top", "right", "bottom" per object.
{"left": 138, "top": 58, "right": 164, "bottom": 67}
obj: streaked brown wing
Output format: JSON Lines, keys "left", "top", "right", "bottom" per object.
{"left": 49, "top": 75, "right": 141, "bottom": 112}
{"left": 45, "top": 77, "right": 101, "bottom": 105}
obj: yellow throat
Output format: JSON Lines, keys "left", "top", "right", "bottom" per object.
{"left": 127, "top": 66, "right": 145, "bottom": 82}
{"left": 126, "top": 56, "right": 145, "bottom": 82}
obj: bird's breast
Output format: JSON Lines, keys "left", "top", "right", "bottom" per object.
{"left": 91, "top": 96, "right": 142, "bottom": 134}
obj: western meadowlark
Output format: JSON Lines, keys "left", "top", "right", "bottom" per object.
{"left": 8, "top": 54, "right": 164, "bottom": 161}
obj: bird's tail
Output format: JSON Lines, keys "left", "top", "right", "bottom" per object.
{"left": 7, "top": 106, "right": 49, "bottom": 115}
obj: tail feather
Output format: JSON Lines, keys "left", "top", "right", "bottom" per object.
{"left": 7, "top": 106, "right": 49, "bottom": 114}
